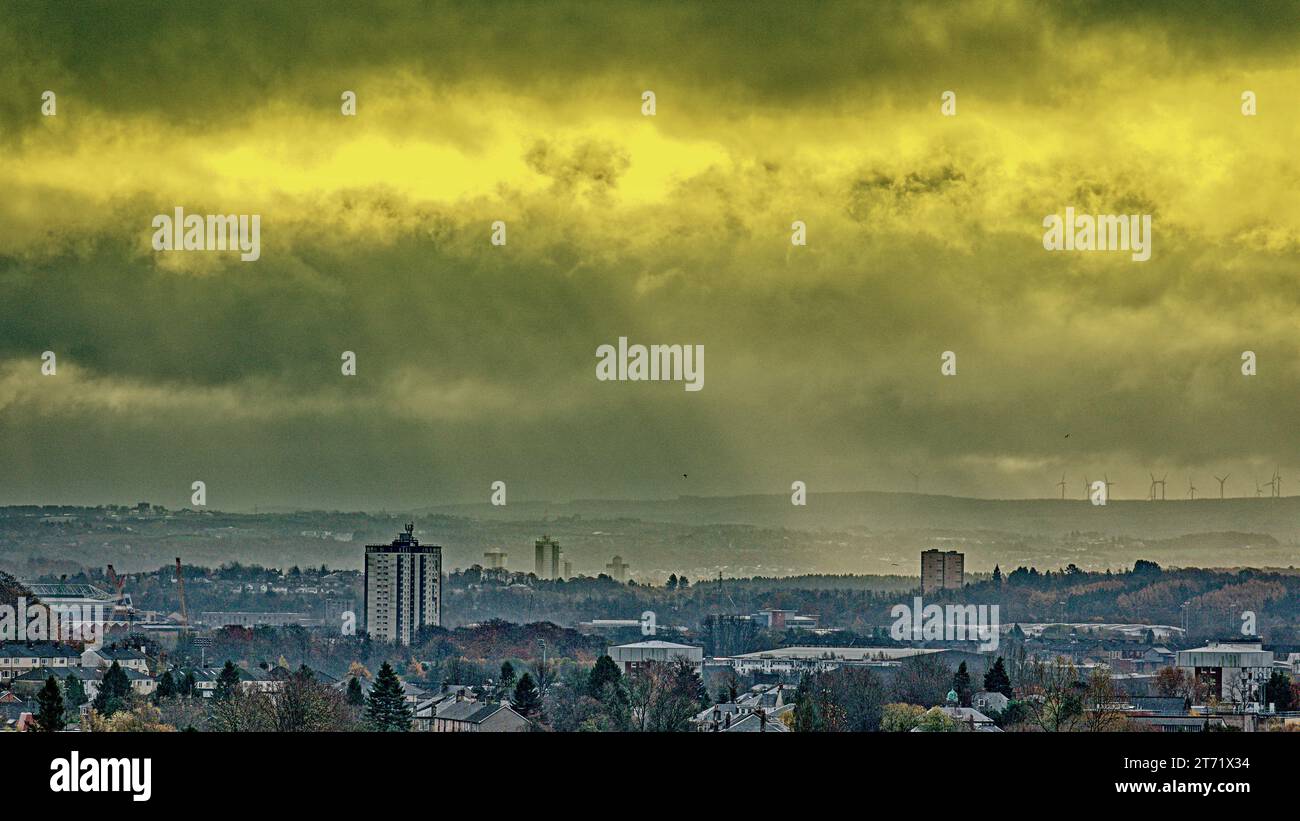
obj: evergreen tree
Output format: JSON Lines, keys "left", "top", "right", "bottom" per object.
{"left": 214, "top": 660, "right": 241, "bottom": 702}
{"left": 991, "top": 565, "right": 1002, "bottom": 585}
{"left": 92, "top": 661, "right": 132, "bottom": 717}
{"left": 952, "top": 661, "right": 973, "bottom": 707}
{"left": 983, "top": 656, "right": 1014, "bottom": 698}
{"left": 366, "top": 662, "right": 412, "bottom": 731}
{"left": 1265, "top": 671, "right": 1294, "bottom": 712}
{"left": 666, "top": 574, "right": 678, "bottom": 591}
{"left": 346, "top": 676, "right": 365, "bottom": 706}
{"left": 63, "top": 673, "right": 88, "bottom": 721}
{"left": 155, "top": 669, "right": 176, "bottom": 702}
{"left": 587, "top": 655, "right": 622, "bottom": 699}
{"left": 792, "top": 673, "right": 824, "bottom": 732}
{"left": 178, "top": 670, "right": 197, "bottom": 697}
{"left": 36, "top": 676, "right": 66, "bottom": 732}
{"left": 499, "top": 660, "right": 516, "bottom": 690}
{"left": 511, "top": 672, "right": 543, "bottom": 718}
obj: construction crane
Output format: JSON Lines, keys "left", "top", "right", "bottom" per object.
{"left": 105, "top": 564, "right": 132, "bottom": 619}
{"left": 175, "top": 557, "right": 189, "bottom": 627}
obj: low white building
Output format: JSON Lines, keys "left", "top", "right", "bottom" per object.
{"left": 727, "top": 646, "right": 947, "bottom": 677}
{"left": 1176, "top": 640, "right": 1274, "bottom": 707}
{"left": 608, "top": 641, "right": 703, "bottom": 674}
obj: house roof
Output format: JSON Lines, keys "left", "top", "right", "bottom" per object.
{"left": 722, "top": 712, "right": 787, "bottom": 732}
{"left": 0, "top": 641, "right": 81, "bottom": 658}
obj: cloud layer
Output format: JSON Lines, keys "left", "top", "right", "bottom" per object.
{"left": 2, "top": 1, "right": 1299, "bottom": 508}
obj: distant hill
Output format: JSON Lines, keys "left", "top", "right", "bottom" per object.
{"left": 424, "top": 491, "right": 1300, "bottom": 542}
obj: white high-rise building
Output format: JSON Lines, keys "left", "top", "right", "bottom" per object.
{"left": 535, "top": 535, "right": 563, "bottom": 579}
{"left": 365, "top": 524, "right": 441, "bottom": 645}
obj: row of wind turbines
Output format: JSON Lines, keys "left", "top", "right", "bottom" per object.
{"left": 1054, "top": 468, "right": 1284, "bottom": 501}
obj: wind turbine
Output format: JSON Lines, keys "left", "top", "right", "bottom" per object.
{"left": 1256, "top": 480, "right": 1264, "bottom": 498}
{"left": 1057, "top": 473, "right": 1067, "bottom": 500}
{"left": 1103, "top": 475, "right": 1115, "bottom": 501}
{"left": 1273, "top": 467, "right": 1282, "bottom": 498}
{"left": 1083, "top": 477, "right": 1092, "bottom": 500}
{"left": 1159, "top": 474, "right": 1168, "bottom": 500}
{"left": 1148, "top": 473, "right": 1158, "bottom": 501}
{"left": 1214, "top": 473, "right": 1230, "bottom": 499}
{"left": 1186, "top": 477, "right": 1196, "bottom": 500}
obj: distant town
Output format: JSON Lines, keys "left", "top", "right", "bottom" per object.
{"left": 3, "top": 505, "right": 1298, "bottom": 733}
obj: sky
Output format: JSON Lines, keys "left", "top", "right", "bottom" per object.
{"left": 2, "top": 1, "right": 1300, "bottom": 510}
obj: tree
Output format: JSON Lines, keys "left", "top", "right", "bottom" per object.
{"left": 87, "top": 702, "right": 176, "bottom": 733}
{"left": 214, "top": 660, "right": 241, "bottom": 702}
{"left": 983, "top": 657, "right": 1013, "bottom": 698}
{"left": 991, "top": 565, "right": 1002, "bottom": 586}
{"left": 36, "top": 676, "right": 66, "bottom": 732}
{"left": 792, "top": 668, "right": 885, "bottom": 732}
{"left": 499, "top": 660, "right": 517, "bottom": 690}
{"left": 881, "top": 702, "right": 925, "bottom": 732}
{"left": 1265, "top": 671, "right": 1294, "bottom": 712}
{"left": 952, "top": 662, "right": 973, "bottom": 707}
{"left": 346, "top": 676, "right": 365, "bottom": 706}
{"left": 366, "top": 661, "right": 412, "bottom": 732}
{"left": 275, "top": 665, "right": 356, "bottom": 731}
{"left": 914, "top": 706, "right": 963, "bottom": 732}
{"left": 155, "top": 669, "right": 176, "bottom": 702}
{"left": 587, "top": 655, "right": 622, "bottom": 700}
{"left": 512, "top": 672, "right": 543, "bottom": 718}
{"left": 92, "top": 661, "right": 132, "bottom": 717}
{"left": 178, "top": 670, "right": 197, "bottom": 697}
{"left": 63, "top": 674, "right": 88, "bottom": 723}
{"left": 890, "top": 653, "right": 951, "bottom": 707}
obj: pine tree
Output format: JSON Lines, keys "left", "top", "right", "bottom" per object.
{"left": 983, "top": 656, "right": 1014, "bottom": 698}
{"left": 792, "top": 673, "right": 824, "bottom": 732}
{"left": 178, "top": 670, "right": 196, "bottom": 697}
{"left": 587, "top": 655, "right": 622, "bottom": 699}
{"left": 992, "top": 565, "right": 1002, "bottom": 585}
{"left": 214, "top": 660, "right": 241, "bottom": 702}
{"left": 499, "top": 660, "right": 516, "bottom": 689}
{"left": 366, "top": 662, "right": 412, "bottom": 731}
{"left": 155, "top": 669, "right": 176, "bottom": 702}
{"left": 511, "top": 672, "right": 542, "bottom": 718}
{"left": 36, "top": 676, "right": 66, "bottom": 732}
{"left": 92, "top": 661, "right": 132, "bottom": 717}
{"left": 63, "top": 673, "right": 88, "bottom": 721}
{"left": 952, "top": 662, "right": 972, "bottom": 706}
